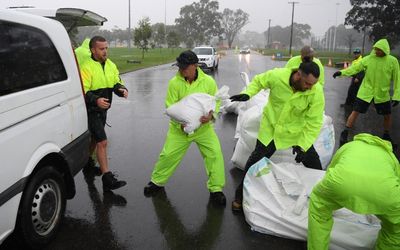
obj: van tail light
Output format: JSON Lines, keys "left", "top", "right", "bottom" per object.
{"left": 71, "top": 45, "right": 87, "bottom": 107}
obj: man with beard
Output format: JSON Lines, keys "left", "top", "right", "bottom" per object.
{"left": 80, "top": 36, "right": 128, "bottom": 192}
{"left": 229, "top": 61, "right": 325, "bottom": 212}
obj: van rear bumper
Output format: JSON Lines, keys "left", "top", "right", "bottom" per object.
{"left": 62, "top": 130, "right": 90, "bottom": 177}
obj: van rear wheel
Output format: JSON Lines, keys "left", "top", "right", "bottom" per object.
{"left": 17, "top": 166, "right": 66, "bottom": 249}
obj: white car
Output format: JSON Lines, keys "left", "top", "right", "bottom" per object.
{"left": 0, "top": 8, "right": 106, "bottom": 249}
{"left": 193, "top": 46, "right": 219, "bottom": 71}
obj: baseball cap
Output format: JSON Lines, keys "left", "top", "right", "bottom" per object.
{"left": 176, "top": 50, "right": 199, "bottom": 69}
{"left": 353, "top": 48, "right": 361, "bottom": 54}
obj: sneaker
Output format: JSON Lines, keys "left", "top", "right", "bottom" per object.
{"left": 231, "top": 199, "right": 243, "bottom": 212}
{"left": 144, "top": 182, "right": 163, "bottom": 197}
{"left": 209, "top": 192, "right": 226, "bottom": 206}
{"left": 102, "top": 172, "right": 127, "bottom": 192}
{"left": 339, "top": 129, "right": 349, "bottom": 146}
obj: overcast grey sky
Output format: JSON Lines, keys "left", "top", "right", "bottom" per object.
{"left": 1, "top": 0, "right": 352, "bottom": 36}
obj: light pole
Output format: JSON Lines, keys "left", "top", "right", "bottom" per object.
{"left": 164, "top": 0, "right": 167, "bottom": 45}
{"left": 267, "top": 19, "right": 271, "bottom": 48}
{"left": 332, "top": 2, "right": 339, "bottom": 52}
{"left": 128, "top": 0, "right": 131, "bottom": 49}
{"left": 288, "top": 1, "right": 299, "bottom": 57}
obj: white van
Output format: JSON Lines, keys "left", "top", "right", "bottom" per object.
{"left": 0, "top": 8, "right": 106, "bottom": 248}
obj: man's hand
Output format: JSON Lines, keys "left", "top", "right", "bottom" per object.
{"left": 229, "top": 94, "right": 250, "bottom": 102}
{"left": 119, "top": 88, "right": 128, "bottom": 98}
{"left": 292, "top": 146, "right": 306, "bottom": 163}
{"left": 333, "top": 71, "right": 342, "bottom": 79}
{"left": 96, "top": 97, "right": 110, "bottom": 109}
{"left": 200, "top": 110, "right": 213, "bottom": 124}
{"left": 392, "top": 100, "right": 399, "bottom": 107}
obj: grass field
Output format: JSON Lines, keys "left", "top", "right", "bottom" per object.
{"left": 108, "top": 48, "right": 186, "bottom": 74}
{"left": 259, "top": 48, "right": 400, "bottom": 67}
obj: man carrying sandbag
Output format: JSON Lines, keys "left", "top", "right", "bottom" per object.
{"left": 308, "top": 133, "right": 400, "bottom": 250}
{"left": 230, "top": 61, "right": 325, "bottom": 212}
{"left": 143, "top": 50, "right": 227, "bottom": 206}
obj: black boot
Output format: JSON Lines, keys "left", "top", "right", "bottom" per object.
{"left": 339, "top": 129, "right": 349, "bottom": 146}
{"left": 143, "top": 182, "right": 163, "bottom": 197}
{"left": 210, "top": 191, "right": 226, "bottom": 206}
{"left": 102, "top": 172, "right": 126, "bottom": 192}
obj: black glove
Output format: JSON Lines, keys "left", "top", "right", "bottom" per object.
{"left": 333, "top": 71, "right": 342, "bottom": 79}
{"left": 292, "top": 146, "right": 306, "bottom": 163}
{"left": 229, "top": 94, "right": 250, "bottom": 102}
{"left": 392, "top": 100, "right": 399, "bottom": 107}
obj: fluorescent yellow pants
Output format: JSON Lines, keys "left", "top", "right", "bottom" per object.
{"left": 308, "top": 176, "right": 400, "bottom": 250}
{"left": 151, "top": 123, "right": 225, "bottom": 192}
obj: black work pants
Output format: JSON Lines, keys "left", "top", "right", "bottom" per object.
{"left": 234, "top": 139, "right": 322, "bottom": 201}
{"left": 344, "top": 78, "right": 361, "bottom": 106}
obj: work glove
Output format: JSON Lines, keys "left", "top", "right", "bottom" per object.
{"left": 392, "top": 100, "right": 400, "bottom": 107}
{"left": 229, "top": 94, "right": 250, "bottom": 102}
{"left": 333, "top": 71, "right": 342, "bottom": 79}
{"left": 292, "top": 146, "right": 306, "bottom": 163}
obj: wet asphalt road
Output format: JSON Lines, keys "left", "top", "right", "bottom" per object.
{"left": 2, "top": 50, "right": 400, "bottom": 250}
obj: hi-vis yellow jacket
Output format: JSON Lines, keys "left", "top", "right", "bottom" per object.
{"left": 242, "top": 67, "right": 325, "bottom": 151}
{"left": 80, "top": 57, "right": 126, "bottom": 112}
{"left": 340, "top": 39, "right": 400, "bottom": 103}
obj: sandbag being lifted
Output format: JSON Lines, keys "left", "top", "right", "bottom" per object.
{"left": 166, "top": 85, "right": 229, "bottom": 134}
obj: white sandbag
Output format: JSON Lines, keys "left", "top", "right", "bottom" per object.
{"left": 166, "top": 85, "right": 229, "bottom": 134}
{"left": 234, "top": 90, "right": 269, "bottom": 138}
{"left": 231, "top": 110, "right": 335, "bottom": 170}
{"left": 243, "top": 158, "right": 380, "bottom": 250}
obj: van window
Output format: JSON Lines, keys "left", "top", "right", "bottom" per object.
{"left": 0, "top": 20, "right": 67, "bottom": 96}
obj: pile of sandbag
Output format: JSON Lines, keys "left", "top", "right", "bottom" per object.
{"left": 166, "top": 85, "right": 229, "bottom": 134}
{"left": 243, "top": 157, "right": 380, "bottom": 250}
{"left": 231, "top": 103, "right": 335, "bottom": 170}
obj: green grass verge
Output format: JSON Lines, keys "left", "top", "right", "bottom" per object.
{"left": 257, "top": 48, "right": 354, "bottom": 66}
{"left": 258, "top": 48, "right": 399, "bottom": 67}
{"left": 108, "top": 48, "right": 186, "bottom": 74}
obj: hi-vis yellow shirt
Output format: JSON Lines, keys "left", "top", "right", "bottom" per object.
{"left": 242, "top": 68, "right": 325, "bottom": 151}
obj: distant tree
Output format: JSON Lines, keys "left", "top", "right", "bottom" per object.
{"left": 152, "top": 23, "right": 166, "bottom": 50}
{"left": 175, "top": 0, "right": 221, "bottom": 46}
{"left": 134, "top": 17, "right": 152, "bottom": 59}
{"left": 220, "top": 8, "right": 249, "bottom": 49}
{"left": 265, "top": 23, "right": 311, "bottom": 48}
{"left": 166, "top": 31, "right": 181, "bottom": 48}
{"left": 345, "top": 0, "right": 400, "bottom": 46}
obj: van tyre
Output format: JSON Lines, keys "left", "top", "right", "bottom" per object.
{"left": 17, "top": 166, "right": 66, "bottom": 249}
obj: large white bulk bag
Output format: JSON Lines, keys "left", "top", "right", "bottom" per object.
{"left": 231, "top": 110, "right": 335, "bottom": 170}
{"left": 243, "top": 157, "right": 380, "bottom": 250}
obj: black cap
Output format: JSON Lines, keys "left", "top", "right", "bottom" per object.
{"left": 176, "top": 50, "right": 199, "bottom": 69}
{"left": 353, "top": 48, "right": 361, "bottom": 54}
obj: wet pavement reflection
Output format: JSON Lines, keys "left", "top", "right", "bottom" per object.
{"left": 2, "top": 50, "right": 399, "bottom": 250}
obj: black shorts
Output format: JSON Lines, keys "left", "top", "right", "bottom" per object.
{"left": 88, "top": 111, "right": 107, "bottom": 142}
{"left": 353, "top": 98, "right": 391, "bottom": 115}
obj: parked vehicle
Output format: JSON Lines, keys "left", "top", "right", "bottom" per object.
{"left": 240, "top": 47, "right": 251, "bottom": 54}
{"left": 192, "top": 46, "right": 219, "bottom": 71}
{"left": 0, "top": 8, "right": 106, "bottom": 249}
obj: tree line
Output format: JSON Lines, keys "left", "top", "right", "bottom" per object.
{"left": 72, "top": 0, "right": 399, "bottom": 56}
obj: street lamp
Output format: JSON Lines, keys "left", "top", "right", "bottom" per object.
{"left": 267, "top": 19, "right": 271, "bottom": 48}
{"left": 128, "top": 0, "right": 131, "bottom": 49}
{"left": 288, "top": 1, "right": 299, "bottom": 57}
{"left": 332, "top": 2, "right": 340, "bottom": 52}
